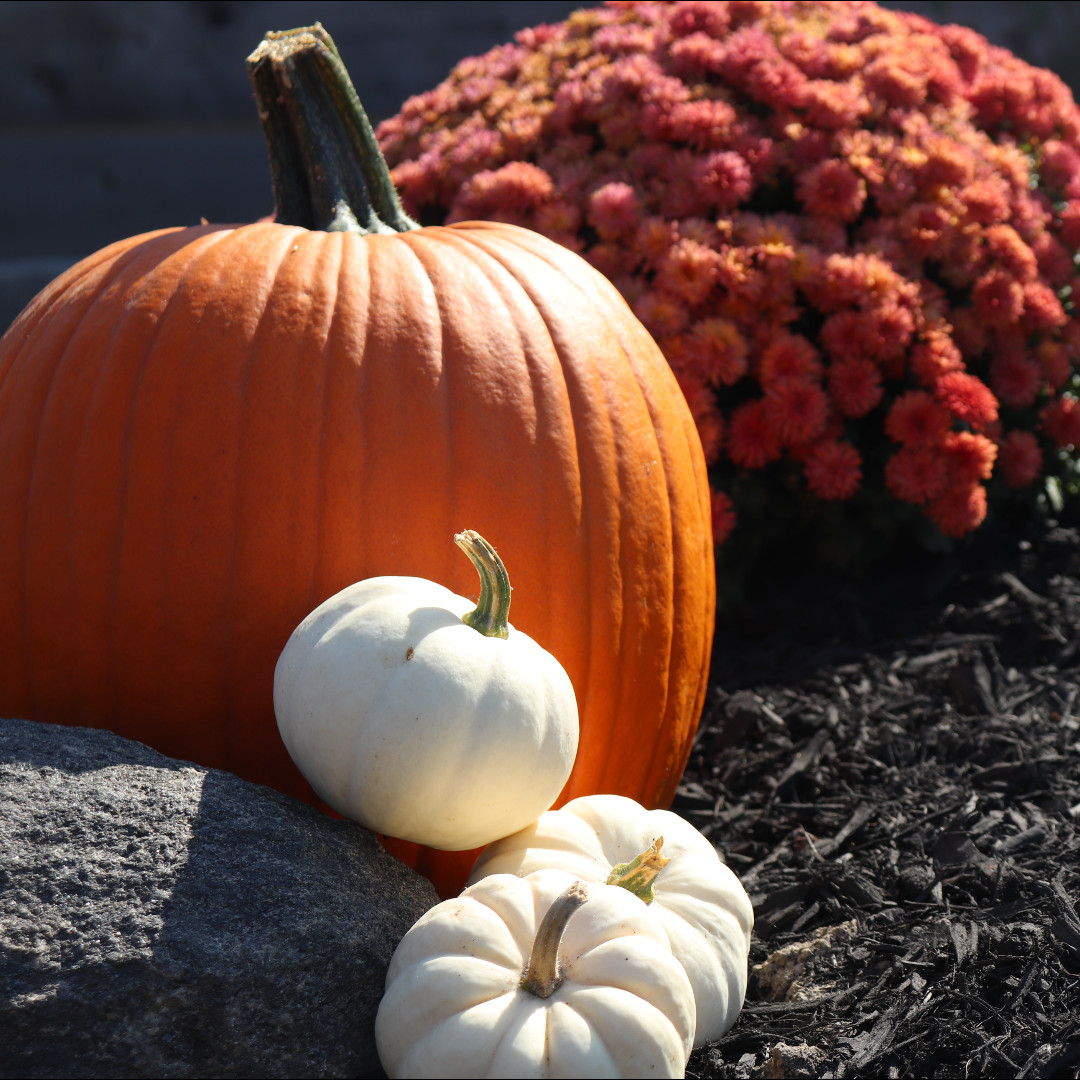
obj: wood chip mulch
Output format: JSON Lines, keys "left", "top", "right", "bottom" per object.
{"left": 680, "top": 516, "right": 1080, "bottom": 1079}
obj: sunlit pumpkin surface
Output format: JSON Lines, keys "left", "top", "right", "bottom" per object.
{"left": 0, "top": 217, "right": 714, "bottom": 892}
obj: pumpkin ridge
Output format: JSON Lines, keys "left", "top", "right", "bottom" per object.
{"left": 1, "top": 227, "right": 192, "bottom": 363}
{"left": 316, "top": 230, "right": 373, "bottom": 608}
{"left": 417, "top": 227, "right": 607, "bottom": 793}
{"left": 18, "top": 231, "right": 231, "bottom": 725}
{"left": 450, "top": 229, "right": 681, "bottom": 800}
{"left": 602, "top": 315, "right": 711, "bottom": 805}
{"left": 403, "top": 233, "right": 458, "bottom": 573}
{"left": 220, "top": 225, "right": 336, "bottom": 763}
{"left": 392, "top": 227, "right": 592, "bottom": 715}
{"left": 462, "top": 224, "right": 714, "bottom": 804}
{"left": 399, "top": 225, "right": 558, "bottom": 592}
{"left": 5, "top": 253, "right": 132, "bottom": 719}
{"left": 105, "top": 224, "right": 288, "bottom": 764}
{"left": 96, "top": 229, "right": 248, "bottom": 639}
{"left": 360, "top": 233, "right": 458, "bottom": 584}
{"left": 600, "top": 322, "right": 681, "bottom": 802}
{"left": 308, "top": 229, "right": 344, "bottom": 618}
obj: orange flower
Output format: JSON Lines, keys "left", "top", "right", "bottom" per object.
{"left": 943, "top": 431, "right": 998, "bottom": 482}
{"left": 885, "top": 445, "right": 949, "bottom": 504}
{"left": 909, "top": 328, "right": 964, "bottom": 387}
{"left": 960, "top": 177, "right": 1010, "bottom": 226}
{"left": 710, "top": 489, "right": 737, "bottom": 546}
{"left": 380, "top": 0, "right": 1080, "bottom": 557}
{"left": 885, "top": 391, "right": 952, "bottom": 445}
{"left": 587, "top": 182, "right": 642, "bottom": 240}
{"left": 654, "top": 239, "right": 721, "bottom": 306}
{"left": 990, "top": 350, "right": 1043, "bottom": 409}
{"left": 633, "top": 216, "right": 676, "bottom": 263}
{"left": 757, "top": 333, "right": 822, "bottom": 385}
{"left": 998, "top": 430, "right": 1044, "bottom": 488}
{"left": 762, "top": 378, "right": 830, "bottom": 446}
{"left": 971, "top": 269, "right": 1025, "bottom": 329}
{"left": 727, "top": 399, "right": 782, "bottom": 468}
{"left": 1038, "top": 340, "right": 1073, "bottom": 391}
{"left": 688, "top": 318, "right": 749, "bottom": 386}
{"left": 797, "top": 159, "right": 867, "bottom": 222}
{"left": 1041, "top": 395, "right": 1080, "bottom": 449}
{"left": 928, "top": 481, "right": 988, "bottom": 538}
{"left": 934, "top": 372, "right": 998, "bottom": 430}
{"left": 674, "top": 371, "right": 724, "bottom": 466}
{"left": 632, "top": 290, "right": 690, "bottom": 337}
{"left": 1022, "top": 281, "right": 1068, "bottom": 332}
{"left": 827, "top": 357, "right": 884, "bottom": 418}
{"left": 984, "top": 224, "right": 1038, "bottom": 282}
{"left": 804, "top": 440, "right": 863, "bottom": 500}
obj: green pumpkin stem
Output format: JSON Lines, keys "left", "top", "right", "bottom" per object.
{"left": 247, "top": 23, "right": 418, "bottom": 235}
{"left": 455, "top": 530, "right": 512, "bottom": 640}
{"left": 520, "top": 881, "right": 588, "bottom": 999}
{"left": 606, "top": 837, "right": 670, "bottom": 904}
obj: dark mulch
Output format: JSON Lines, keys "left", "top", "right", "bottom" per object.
{"left": 680, "top": 515, "right": 1080, "bottom": 1079}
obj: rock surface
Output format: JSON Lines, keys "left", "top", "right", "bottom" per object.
{"left": 0, "top": 717, "right": 439, "bottom": 1078}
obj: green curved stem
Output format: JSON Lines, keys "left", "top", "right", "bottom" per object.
{"left": 520, "top": 881, "right": 588, "bottom": 999}
{"left": 606, "top": 837, "right": 670, "bottom": 904}
{"left": 247, "top": 23, "right": 418, "bottom": 234}
{"left": 455, "top": 530, "right": 512, "bottom": 639}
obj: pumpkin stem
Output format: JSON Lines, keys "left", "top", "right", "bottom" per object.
{"left": 520, "top": 881, "right": 588, "bottom": 999}
{"left": 606, "top": 837, "right": 670, "bottom": 904}
{"left": 455, "top": 530, "right": 511, "bottom": 640}
{"left": 247, "top": 24, "right": 419, "bottom": 235}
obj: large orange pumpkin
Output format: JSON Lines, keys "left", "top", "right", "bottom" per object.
{"left": 0, "top": 26, "right": 714, "bottom": 893}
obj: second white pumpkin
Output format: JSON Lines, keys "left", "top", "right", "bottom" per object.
{"left": 273, "top": 531, "right": 579, "bottom": 849}
{"left": 469, "top": 793, "right": 754, "bottom": 1043}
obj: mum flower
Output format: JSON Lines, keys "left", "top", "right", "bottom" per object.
{"left": 885, "top": 391, "right": 952, "bottom": 446}
{"left": 686, "top": 317, "right": 749, "bottom": 386}
{"left": 762, "top": 379, "right": 831, "bottom": 447}
{"left": 797, "top": 159, "right": 867, "bottom": 222}
{"left": 990, "top": 350, "right": 1044, "bottom": 409}
{"left": 934, "top": 372, "right": 999, "bottom": 431}
{"left": 827, "top": 357, "right": 884, "bottom": 418}
{"left": 971, "top": 269, "right": 1026, "bottom": 329}
{"left": 757, "top": 333, "right": 823, "bottom": 385}
{"left": 999, "top": 430, "right": 1044, "bottom": 489}
{"left": 588, "top": 181, "right": 642, "bottom": 240}
{"left": 1042, "top": 396, "right": 1080, "bottom": 450}
{"left": 929, "top": 481, "right": 989, "bottom": 539}
{"left": 942, "top": 431, "right": 998, "bottom": 483}
{"left": 381, "top": 0, "right": 1080, "bottom": 556}
{"left": 804, "top": 440, "right": 863, "bottom": 500}
{"left": 711, "top": 489, "right": 737, "bottom": 546}
{"left": 727, "top": 399, "right": 782, "bottom": 469}
{"left": 886, "top": 446, "right": 949, "bottom": 505}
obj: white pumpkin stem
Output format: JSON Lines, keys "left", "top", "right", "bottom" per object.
{"left": 520, "top": 881, "right": 588, "bottom": 999}
{"left": 455, "top": 530, "right": 512, "bottom": 640}
{"left": 606, "top": 837, "right": 670, "bottom": 904}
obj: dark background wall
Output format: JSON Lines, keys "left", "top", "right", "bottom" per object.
{"left": 3, "top": 0, "right": 1080, "bottom": 335}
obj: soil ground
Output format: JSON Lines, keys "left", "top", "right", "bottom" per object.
{"left": 681, "top": 512, "right": 1080, "bottom": 1079}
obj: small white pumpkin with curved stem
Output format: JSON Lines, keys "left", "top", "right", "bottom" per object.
{"left": 375, "top": 869, "right": 696, "bottom": 1078}
{"left": 468, "top": 794, "right": 754, "bottom": 1045}
{"left": 273, "top": 530, "right": 579, "bottom": 850}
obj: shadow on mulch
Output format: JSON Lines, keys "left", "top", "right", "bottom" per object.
{"left": 682, "top": 513, "right": 1080, "bottom": 1079}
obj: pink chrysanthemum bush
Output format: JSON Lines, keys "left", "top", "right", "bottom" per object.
{"left": 378, "top": 0, "right": 1080, "bottom": 568}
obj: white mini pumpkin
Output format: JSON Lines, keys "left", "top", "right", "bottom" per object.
{"left": 273, "top": 531, "right": 579, "bottom": 849}
{"left": 468, "top": 793, "right": 754, "bottom": 1044}
{"left": 375, "top": 869, "right": 696, "bottom": 1078}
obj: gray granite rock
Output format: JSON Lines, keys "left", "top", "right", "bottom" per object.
{"left": 0, "top": 717, "right": 439, "bottom": 1079}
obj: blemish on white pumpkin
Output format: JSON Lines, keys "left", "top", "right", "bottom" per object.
{"left": 405, "top": 646, "right": 415, "bottom": 661}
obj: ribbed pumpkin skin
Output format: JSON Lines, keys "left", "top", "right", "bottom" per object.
{"left": 0, "top": 219, "right": 714, "bottom": 890}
